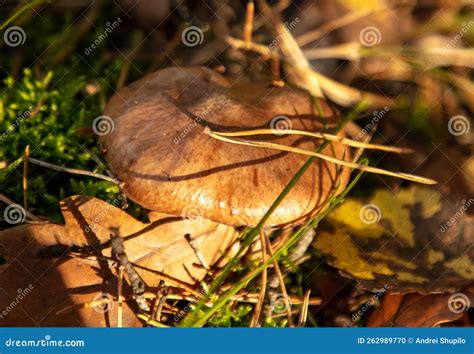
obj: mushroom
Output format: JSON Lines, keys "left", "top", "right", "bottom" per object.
{"left": 99, "top": 66, "right": 354, "bottom": 228}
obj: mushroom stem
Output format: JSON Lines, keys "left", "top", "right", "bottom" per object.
{"left": 212, "top": 128, "right": 413, "bottom": 153}
{"left": 204, "top": 128, "right": 437, "bottom": 185}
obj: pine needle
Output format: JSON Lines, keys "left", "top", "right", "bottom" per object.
{"left": 204, "top": 127, "right": 436, "bottom": 185}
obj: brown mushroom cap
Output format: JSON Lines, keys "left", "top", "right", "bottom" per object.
{"left": 100, "top": 67, "right": 352, "bottom": 227}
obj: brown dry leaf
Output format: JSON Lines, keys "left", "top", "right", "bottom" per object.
{"left": 314, "top": 186, "right": 474, "bottom": 293}
{"left": 367, "top": 287, "right": 473, "bottom": 327}
{"left": 0, "top": 195, "right": 238, "bottom": 326}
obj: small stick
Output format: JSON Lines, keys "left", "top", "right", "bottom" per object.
{"left": 250, "top": 230, "right": 268, "bottom": 327}
{"left": 184, "top": 233, "right": 210, "bottom": 270}
{"left": 28, "top": 157, "right": 123, "bottom": 186}
{"left": 0, "top": 193, "right": 44, "bottom": 222}
{"left": 296, "top": 9, "right": 382, "bottom": 47}
{"left": 156, "top": 294, "right": 169, "bottom": 323}
{"left": 211, "top": 128, "right": 413, "bottom": 153}
{"left": 297, "top": 290, "right": 311, "bottom": 327}
{"left": 271, "top": 57, "right": 284, "bottom": 87}
{"left": 265, "top": 232, "right": 294, "bottom": 327}
{"left": 137, "top": 313, "right": 169, "bottom": 327}
{"left": 117, "top": 266, "right": 124, "bottom": 328}
{"left": 110, "top": 231, "right": 149, "bottom": 312}
{"left": 243, "top": 1, "right": 255, "bottom": 45}
{"left": 23, "top": 145, "right": 29, "bottom": 210}
{"left": 204, "top": 128, "right": 437, "bottom": 185}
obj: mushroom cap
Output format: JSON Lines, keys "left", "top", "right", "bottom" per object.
{"left": 100, "top": 67, "right": 352, "bottom": 227}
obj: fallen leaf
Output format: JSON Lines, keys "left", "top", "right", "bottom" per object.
{"left": 367, "top": 286, "right": 473, "bottom": 327}
{"left": 313, "top": 186, "right": 473, "bottom": 293}
{"left": 0, "top": 195, "right": 238, "bottom": 326}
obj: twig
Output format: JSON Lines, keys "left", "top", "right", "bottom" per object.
{"left": 184, "top": 233, "right": 210, "bottom": 270}
{"left": 152, "top": 283, "right": 168, "bottom": 323}
{"left": 110, "top": 230, "right": 149, "bottom": 312}
{"left": 297, "top": 290, "right": 311, "bottom": 327}
{"left": 137, "top": 313, "right": 170, "bottom": 327}
{"left": 250, "top": 229, "right": 267, "bottom": 327}
{"left": 211, "top": 128, "right": 413, "bottom": 153}
{"left": 256, "top": 0, "right": 394, "bottom": 107}
{"left": 265, "top": 232, "right": 294, "bottom": 327}
{"left": 23, "top": 145, "right": 29, "bottom": 210}
{"left": 117, "top": 266, "right": 124, "bottom": 328}
{"left": 243, "top": 1, "right": 255, "bottom": 45}
{"left": 0, "top": 193, "right": 44, "bottom": 222}
{"left": 28, "top": 157, "right": 123, "bottom": 186}
{"left": 296, "top": 9, "right": 382, "bottom": 47}
{"left": 70, "top": 251, "right": 201, "bottom": 297}
{"left": 204, "top": 128, "right": 437, "bottom": 185}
